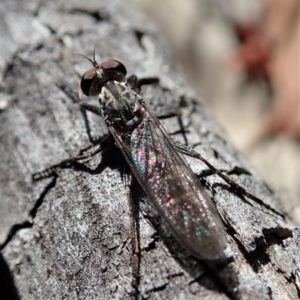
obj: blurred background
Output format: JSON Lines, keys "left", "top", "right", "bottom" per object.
{"left": 131, "top": 0, "right": 300, "bottom": 222}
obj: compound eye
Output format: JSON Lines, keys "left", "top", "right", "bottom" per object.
{"left": 101, "top": 59, "right": 127, "bottom": 82}
{"left": 101, "top": 60, "right": 127, "bottom": 75}
{"left": 80, "top": 68, "right": 100, "bottom": 96}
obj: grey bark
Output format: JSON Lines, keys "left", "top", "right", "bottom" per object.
{"left": 0, "top": 0, "right": 299, "bottom": 299}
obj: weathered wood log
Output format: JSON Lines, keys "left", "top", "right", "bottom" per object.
{"left": 0, "top": 0, "right": 299, "bottom": 299}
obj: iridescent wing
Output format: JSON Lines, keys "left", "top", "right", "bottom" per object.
{"left": 110, "top": 104, "right": 226, "bottom": 260}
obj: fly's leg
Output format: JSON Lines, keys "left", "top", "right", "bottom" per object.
{"left": 123, "top": 172, "right": 141, "bottom": 298}
{"left": 32, "top": 134, "right": 113, "bottom": 181}
{"left": 127, "top": 75, "right": 159, "bottom": 92}
{"left": 79, "top": 102, "right": 102, "bottom": 116}
{"left": 175, "top": 142, "right": 285, "bottom": 219}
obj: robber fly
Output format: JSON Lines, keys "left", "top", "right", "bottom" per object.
{"left": 33, "top": 56, "right": 284, "bottom": 266}
{"left": 82, "top": 59, "right": 228, "bottom": 260}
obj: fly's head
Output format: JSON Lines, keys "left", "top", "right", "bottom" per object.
{"left": 80, "top": 59, "right": 127, "bottom": 97}
{"left": 80, "top": 58, "right": 144, "bottom": 133}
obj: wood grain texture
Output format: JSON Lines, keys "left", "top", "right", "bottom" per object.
{"left": 0, "top": 0, "right": 299, "bottom": 299}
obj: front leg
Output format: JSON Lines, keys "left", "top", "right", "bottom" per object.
{"left": 127, "top": 75, "right": 159, "bottom": 92}
{"left": 79, "top": 102, "right": 102, "bottom": 116}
